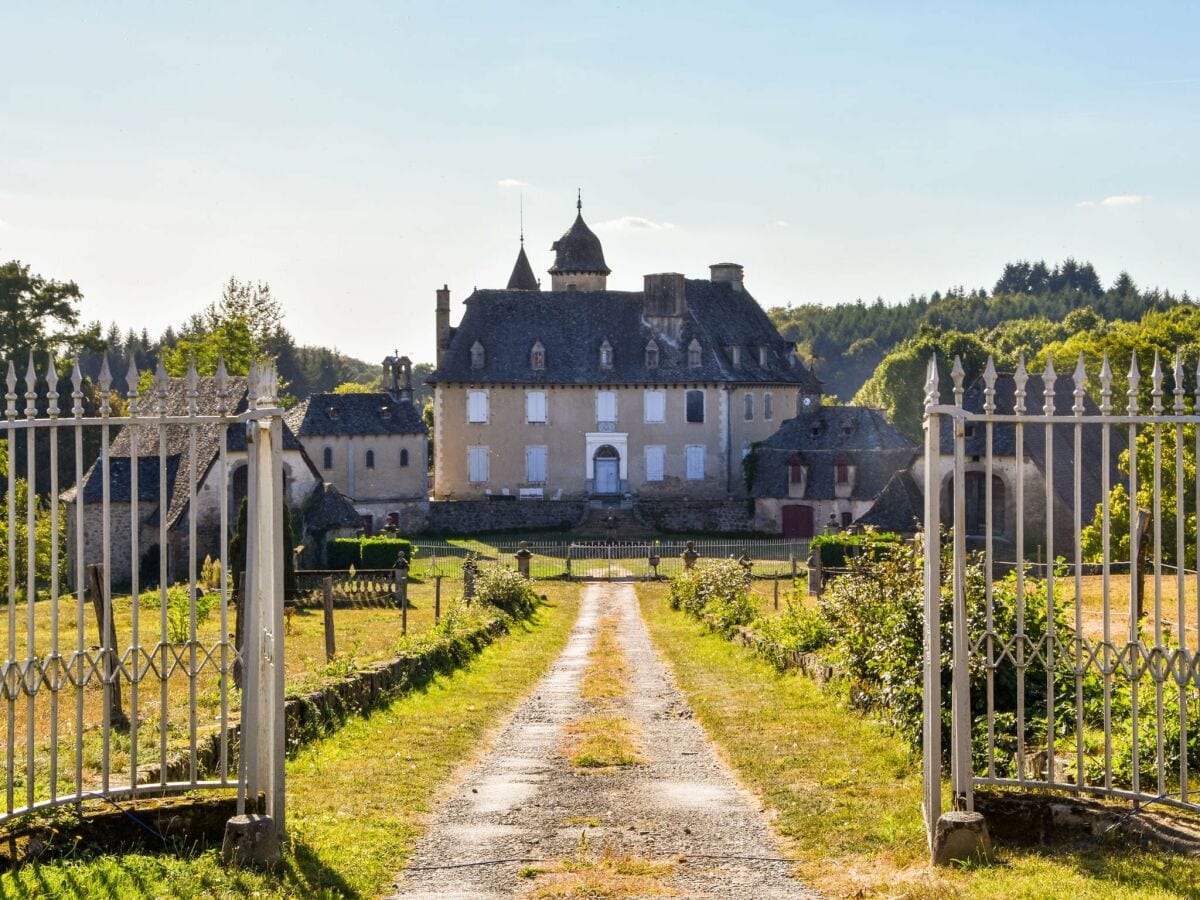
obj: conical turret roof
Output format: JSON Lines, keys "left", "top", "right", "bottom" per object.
{"left": 506, "top": 242, "right": 540, "bottom": 291}
{"left": 548, "top": 195, "right": 610, "bottom": 275}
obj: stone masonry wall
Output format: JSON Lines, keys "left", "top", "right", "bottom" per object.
{"left": 633, "top": 498, "right": 760, "bottom": 534}
{"left": 422, "top": 500, "right": 587, "bottom": 535}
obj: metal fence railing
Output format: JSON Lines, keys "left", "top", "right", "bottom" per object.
{"left": 408, "top": 537, "right": 810, "bottom": 582}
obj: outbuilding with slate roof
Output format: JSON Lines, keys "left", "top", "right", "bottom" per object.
{"left": 427, "top": 196, "right": 821, "bottom": 503}
{"left": 284, "top": 354, "right": 429, "bottom": 532}
{"left": 64, "top": 375, "right": 320, "bottom": 588}
{"left": 749, "top": 405, "right": 918, "bottom": 536}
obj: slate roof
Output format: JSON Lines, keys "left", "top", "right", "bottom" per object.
{"left": 506, "top": 243, "right": 539, "bottom": 291}
{"left": 284, "top": 392, "right": 427, "bottom": 436}
{"left": 939, "top": 373, "right": 1126, "bottom": 516}
{"left": 427, "top": 279, "right": 821, "bottom": 389}
{"left": 70, "top": 376, "right": 315, "bottom": 529}
{"left": 548, "top": 209, "right": 610, "bottom": 275}
{"left": 302, "top": 481, "right": 363, "bottom": 532}
{"left": 751, "top": 406, "right": 918, "bottom": 501}
{"left": 854, "top": 470, "right": 924, "bottom": 533}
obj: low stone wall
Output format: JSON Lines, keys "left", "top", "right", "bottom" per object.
{"left": 634, "top": 499, "right": 759, "bottom": 534}
{"left": 422, "top": 500, "right": 587, "bottom": 535}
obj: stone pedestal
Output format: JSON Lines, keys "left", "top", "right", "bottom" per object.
{"left": 222, "top": 814, "right": 280, "bottom": 868}
{"left": 932, "top": 810, "right": 991, "bottom": 866}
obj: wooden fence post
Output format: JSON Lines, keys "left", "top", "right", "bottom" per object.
{"left": 774, "top": 575, "right": 780, "bottom": 611}
{"left": 434, "top": 575, "right": 442, "bottom": 624}
{"left": 322, "top": 576, "right": 336, "bottom": 662}
{"left": 87, "top": 564, "right": 127, "bottom": 728}
{"left": 395, "top": 558, "right": 409, "bottom": 636}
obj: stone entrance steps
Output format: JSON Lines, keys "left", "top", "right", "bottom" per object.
{"left": 572, "top": 505, "right": 658, "bottom": 539}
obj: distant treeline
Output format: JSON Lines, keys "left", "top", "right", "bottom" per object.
{"left": 768, "top": 260, "right": 1190, "bottom": 402}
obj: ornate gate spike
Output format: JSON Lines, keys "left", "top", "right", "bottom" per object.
{"left": 1042, "top": 354, "right": 1057, "bottom": 416}
{"left": 1150, "top": 350, "right": 1163, "bottom": 414}
{"left": 1072, "top": 353, "right": 1086, "bottom": 416}
{"left": 24, "top": 355, "right": 38, "bottom": 419}
{"left": 98, "top": 355, "right": 112, "bottom": 416}
{"left": 1127, "top": 354, "right": 1141, "bottom": 415}
{"left": 215, "top": 357, "right": 229, "bottom": 416}
{"left": 1013, "top": 353, "right": 1028, "bottom": 415}
{"left": 71, "top": 358, "right": 83, "bottom": 417}
{"left": 923, "top": 354, "right": 940, "bottom": 413}
{"left": 1173, "top": 351, "right": 1185, "bottom": 414}
{"left": 1099, "top": 352, "right": 1113, "bottom": 415}
{"left": 950, "top": 355, "right": 965, "bottom": 407}
{"left": 46, "top": 354, "right": 60, "bottom": 418}
{"left": 186, "top": 358, "right": 199, "bottom": 416}
{"left": 982, "top": 356, "right": 997, "bottom": 414}
{"left": 126, "top": 359, "right": 140, "bottom": 416}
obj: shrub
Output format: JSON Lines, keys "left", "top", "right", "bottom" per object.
{"left": 139, "top": 584, "right": 219, "bottom": 643}
{"left": 327, "top": 536, "right": 413, "bottom": 570}
{"left": 667, "top": 559, "right": 756, "bottom": 635}
{"left": 755, "top": 597, "right": 831, "bottom": 668}
{"left": 811, "top": 530, "right": 902, "bottom": 568}
{"left": 473, "top": 565, "right": 539, "bottom": 618}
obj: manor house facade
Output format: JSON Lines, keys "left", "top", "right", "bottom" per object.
{"left": 427, "top": 197, "right": 821, "bottom": 503}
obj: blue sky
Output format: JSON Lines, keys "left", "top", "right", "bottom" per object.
{"left": 2, "top": 1, "right": 1197, "bottom": 362}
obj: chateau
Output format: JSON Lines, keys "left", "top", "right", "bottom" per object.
{"left": 427, "top": 197, "right": 821, "bottom": 504}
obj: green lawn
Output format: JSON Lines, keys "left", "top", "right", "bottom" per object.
{"left": 0, "top": 584, "right": 582, "bottom": 899}
{"left": 637, "top": 583, "right": 1200, "bottom": 899}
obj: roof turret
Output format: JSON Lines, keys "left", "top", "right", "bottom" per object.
{"left": 506, "top": 242, "right": 540, "bottom": 291}
{"left": 548, "top": 192, "right": 610, "bottom": 276}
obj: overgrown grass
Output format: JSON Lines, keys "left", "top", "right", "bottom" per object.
{"left": 562, "top": 613, "right": 643, "bottom": 770}
{"left": 0, "top": 584, "right": 582, "bottom": 899}
{"left": 524, "top": 840, "right": 679, "bottom": 898}
{"left": 638, "top": 582, "right": 1200, "bottom": 899}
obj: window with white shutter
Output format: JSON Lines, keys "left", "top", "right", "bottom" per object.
{"left": 764, "top": 392, "right": 774, "bottom": 421}
{"left": 644, "top": 445, "right": 665, "bottom": 482}
{"left": 596, "top": 391, "right": 618, "bottom": 424}
{"left": 468, "top": 446, "right": 489, "bottom": 483}
{"left": 643, "top": 390, "right": 665, "bottom": 423}
{"left": 685, "top": 445, "right": 705, "bottom": 480}
{"left": 744, "top": 393, "right": 755, "bottom": 421}
{"left": 467, "top": 391, "right": 489, "bottom": 423}
{"left": 526, "top": 391, "right": 547, "bottom": 424}
{"left": 525, "top": 446, "right": 547, "bottom": 483}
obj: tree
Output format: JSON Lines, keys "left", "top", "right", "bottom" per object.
{"left": 0, "top": 261, "right": 95, "bottom": 361}
{"left": 853, "top": 327, "right": 995, "bottom": 439}
{"left": 160, "top": 316, "right": 257, "bottom": 377}
{"left": 204, "top": 278, "right": 284, "bottom": 347}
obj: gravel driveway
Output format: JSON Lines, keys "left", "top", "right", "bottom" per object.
{"left": 391, "top": 582, "right": 814, "bottom": 898}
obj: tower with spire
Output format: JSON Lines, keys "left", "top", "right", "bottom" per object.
{"left": 547, "top": 190, "right": 610, "bottom": 291}
{"left": 505, "top": 198, "right": 540, "bottom": 291}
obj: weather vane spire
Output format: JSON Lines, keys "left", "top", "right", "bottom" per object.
{"left": 520, "top": 193, "right": 524, "bottom": 245}
{"left": 577, "top": 188, "right": 582, "bottom": 212}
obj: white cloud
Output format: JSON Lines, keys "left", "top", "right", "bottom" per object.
{"left": 594, "top": 215, "right": 676, "bottom": 231}
{"left": 773, "top": 220, "right": 790, "bottom": 228}
{"left": 1077, "top": 194, "right": 1146, "bottom": 208}
{"left": 497, "top": 178, "right": 529, "bottom": 189}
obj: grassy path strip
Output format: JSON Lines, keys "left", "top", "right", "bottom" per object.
{"left": 562, "top": 613, "right": 644, "bottom": 770}
{"left": 0, "top": 585, "right": 581, "bottom": 900}
{"left": 638, "top": 583, "right": 1200, "bottom": 899}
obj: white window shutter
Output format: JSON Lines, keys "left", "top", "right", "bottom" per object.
{"left": 526, "top": 446, "right": 547, "bottom": 483}
{"left": 597, "top": 391, "right": 617, "bottom": 422}
{"left": 468, "top": 391, "right": 489, "bottom": 423}
{"left": 645, "top": 445, "right": 665, "bottom": 482}
{"left": 686, "top": 445, "right": 705, "bottom": 480}
{"left": 526, "top": 391, "right": 547, "bottom": 423}
{"left": 468, "top": 446, "right": 489, "bottom": 483}
{"left": 643, "top": 390, "right": 665, "bottom": 423}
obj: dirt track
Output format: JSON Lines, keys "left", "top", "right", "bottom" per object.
{"left": 391, "top": 582, "right": 813, "bottom": 898}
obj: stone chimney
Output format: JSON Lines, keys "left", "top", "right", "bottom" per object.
{"left": 709, "top": 263, "right": 744, "bottom": 292}
{"left": 435, "top": 285, "right": 451, "bottom": 366}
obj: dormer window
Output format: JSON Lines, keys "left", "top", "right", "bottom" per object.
{"left": 730, "top": 346, "right": 741, "bottom": 368}
{"left": 645, "top": 340, "right": 659, "bottom": 370}
{"left": 836, "top": 457, "right": 850, "bottom": 484}
{"left": 599, "top": 340, "right": 614, "bottom": 370}
{"left": 471, "top": 341, "right": 485, "bottom": 370}
{"left": 788, "top": 454, "right": 805, "bottom": 485}
{"left": 688, "top": 339, "right": 702, "bottom": 368}
{"left": 530, "top": 340, "right": 545, "bottom": 371}
{"left": 327, "top": 406, "right": 340, "bottom": 420}
{"left": 758, "top": 346, "right": 768, "bottom": 368}
{"left": 380, "top": 405, "right": 393, "bottom": 420}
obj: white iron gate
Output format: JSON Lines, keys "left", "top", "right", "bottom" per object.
{"left": 0, "top": 355, "right": 286, "bottom": 835}
{"left": 922, "top": 351, "right": 1200, "bottom": 848}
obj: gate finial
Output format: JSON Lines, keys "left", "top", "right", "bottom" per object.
{"left": 71, "top": 358, "right": 83, "bottom": 418}
{"left": 46, "top": 354, "right": 60, "bottom": 419}
{"left": 950, "top": 355, "right": 965, "bottom": 407}
{"left": 215, "top": 357, "right": 229, "bottom": 416}
{"left": 1099, "top": 353, "right": 1113, "bottom": 415}
{"left": 923, "top": 354, "right": 940, "bottom": 414}
{"left": 154, "top": 359, "right": 169, "bottom": 415}
{"left": 1173, "top": 351, "right": 1186, "bottom": 415}
{"left": 98, "top": 355, "right": 112, "bottom": 417}
{"left": 1127, "top": 354, "right": 1141, "bottom": 415}
{"left": 24, "top": 355, "right": 38, "bottom": 420}
{"left": 186, "top": 358, "right": 199, "bottom": 417}
{"left": 1042, "top": 354, "right": 1057, "bottom": 416}
{"left": 1150, "top": 350, "right": 1163, "bottom": 415}
{"left": 125, "top": 358, "right": 139, "bottom": 417}
{"left": 982, "top": 356, "right": 997, "bottom": 414}
{"left": 1072, "top": 353, "right": 1086, "bottom": 416}
{"left": 1014, "top": 353, "right": 1028, "bottom": 415}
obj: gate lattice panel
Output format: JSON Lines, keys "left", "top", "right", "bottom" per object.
{"left": 922, "top": 350, "right": 1200, "bottom": 847}
{"left": 0, "top": 355, "right": 286, "bottom": 835}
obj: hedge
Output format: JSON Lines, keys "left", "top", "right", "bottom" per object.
{"left": 327, "top": 536, "right": 413, "bottom": 570}
{"left": 810, "top": 530, "right": 902, "bottom": 568}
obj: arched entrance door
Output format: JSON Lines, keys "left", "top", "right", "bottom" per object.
{"left": 593, "top": 445, "right": 620, "bottom": 494}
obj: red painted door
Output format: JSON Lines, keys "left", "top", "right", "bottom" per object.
{"left": 781, "top": 505, "right": 814, "bottom": 538}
